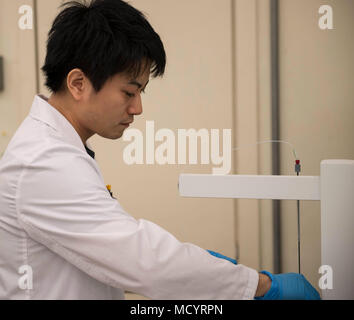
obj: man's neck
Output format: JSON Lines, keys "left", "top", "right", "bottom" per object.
{"left": 47, "top": 94, "right": 93, "bottom": 144}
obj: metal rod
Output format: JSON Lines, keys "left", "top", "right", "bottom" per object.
{"left": 297, "top": 172, "right": 301, "bottom": 274}
{"left": 270, "top": 0, "right": 281, "bottom": 274}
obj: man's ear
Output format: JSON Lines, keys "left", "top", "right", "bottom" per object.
{"left": 66, "top": 68, "right": 92, "bottom": 101}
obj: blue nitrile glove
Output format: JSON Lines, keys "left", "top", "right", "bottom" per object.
{"left": 207, "top": 250, "right": 237, "bottom": 264}
{"left": 255, "top": 271, "right": 321, "bottom": 300}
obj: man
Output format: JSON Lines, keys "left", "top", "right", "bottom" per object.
{"left": 0, "top": 0, "right": 320, "bottom": 299}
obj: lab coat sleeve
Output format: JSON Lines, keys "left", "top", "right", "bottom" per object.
{"left": 16, "top": 142, "right": 259, "bottom": 300}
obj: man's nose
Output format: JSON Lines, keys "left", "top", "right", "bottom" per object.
{"left": 128, "top": 94, "right": 143, "bottom": 116}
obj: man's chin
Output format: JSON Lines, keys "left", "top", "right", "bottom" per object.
{"left": 99, "top": 131, "right": 124, "bottom": 140}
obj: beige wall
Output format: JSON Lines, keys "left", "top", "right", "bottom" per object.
{"left": 279, "top": 0, "right": 354, "bottom": 291}
{"left": 233, "top": 0, "right": 274, "bottom": 273}
{"left": 0, "top": 0, "right": 36, "bottom": 156}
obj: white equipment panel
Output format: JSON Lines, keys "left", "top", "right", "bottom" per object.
{"left": 179, "top": 159, "right": 354, "bottom": 300}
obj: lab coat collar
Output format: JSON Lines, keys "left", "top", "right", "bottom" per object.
{"left": 29, "top": 95, "right": 90, "bottom": 154}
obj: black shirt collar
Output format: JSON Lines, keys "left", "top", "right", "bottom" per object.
{"left": 85, "top": 145, "right": 95, "bottom": 159}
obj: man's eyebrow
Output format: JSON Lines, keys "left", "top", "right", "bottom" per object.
{"left": 128, "top": 79, "right": 150, "bottom": 89}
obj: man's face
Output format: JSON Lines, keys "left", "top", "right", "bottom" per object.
{"left": 79, "top": 68, "right": 150, "bottom": 140}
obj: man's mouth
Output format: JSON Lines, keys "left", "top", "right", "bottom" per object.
{"left": 121, "top": 121, "right": 133, "bottom": 127}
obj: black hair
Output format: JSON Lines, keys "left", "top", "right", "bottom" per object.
{"left": 42, "top": 0, "right": 166, "bottom": 93}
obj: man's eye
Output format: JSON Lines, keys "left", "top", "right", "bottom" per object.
{"left": 125, "top": 91, "right": 135, "bottom": 98}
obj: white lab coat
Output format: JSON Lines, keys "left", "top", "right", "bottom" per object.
{"left": 0, "top": 95, "right": 259, "bottom": 300}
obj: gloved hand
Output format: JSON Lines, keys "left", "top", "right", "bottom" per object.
{"left": 255, "top": 271, "right": 321, "bottom": 300}
{"left": 207, "top": 250, "right": 237, "bottom": 264}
